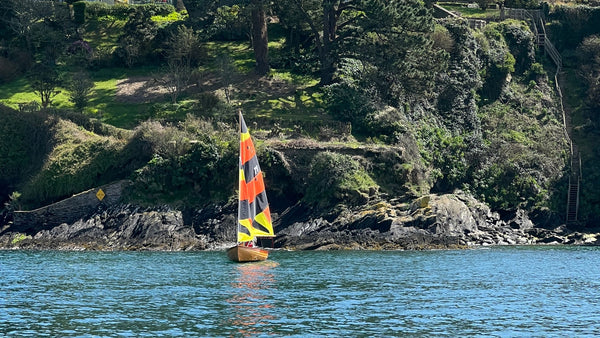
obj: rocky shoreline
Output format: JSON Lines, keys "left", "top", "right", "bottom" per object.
{"left": 1, "top": 191, "right": 598, "bottom": 251}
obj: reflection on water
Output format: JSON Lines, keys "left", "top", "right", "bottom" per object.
{"left": 227, "top": 261, "right": 279, "bottom": 337}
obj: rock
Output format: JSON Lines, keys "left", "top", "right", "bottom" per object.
{"left": 1, "top": 190, "right": 599, "bottom": 251}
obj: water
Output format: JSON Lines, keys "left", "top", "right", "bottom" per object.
{"left": 2, "top": 247, "right": 600, "bottom": 337}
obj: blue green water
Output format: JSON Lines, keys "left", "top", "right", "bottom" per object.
{"left": 2, "top": 247, "right": 600, "bottom": 337}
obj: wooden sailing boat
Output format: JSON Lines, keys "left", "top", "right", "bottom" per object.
{"left": 226, "top": 111, "right": 275, "bottom": 262}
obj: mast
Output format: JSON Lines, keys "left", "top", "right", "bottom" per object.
{"left": 237, "top": 109, "right": 242, "bottom": 245}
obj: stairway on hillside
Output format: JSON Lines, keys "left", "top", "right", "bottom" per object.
{"left": 566, "top": 144, "right": 581, "bottom": 224}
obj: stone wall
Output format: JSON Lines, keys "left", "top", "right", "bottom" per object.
{"left": 13, "top": 180, "right": 131, "bottom": 234}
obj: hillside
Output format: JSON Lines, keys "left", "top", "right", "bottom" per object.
{"left": 2, "top": 1, "right": 600, "bottom": 248}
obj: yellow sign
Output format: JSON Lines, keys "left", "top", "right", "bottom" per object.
{"left": 96, "top": 188, "right": 105, "bottom": 201}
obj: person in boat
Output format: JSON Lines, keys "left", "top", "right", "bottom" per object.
{"left": 244, "top": 241, "right": 254, "bottom": 247}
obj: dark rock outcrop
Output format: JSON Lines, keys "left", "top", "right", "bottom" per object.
{"left": 1, "top": 191, "right": 598, "bottom": 251}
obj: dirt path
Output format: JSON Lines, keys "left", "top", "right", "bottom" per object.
{"left": 115, "top": 76, "right": 169, "bottom": 103}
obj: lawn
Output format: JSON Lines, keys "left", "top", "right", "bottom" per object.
{"left": 438, "top": 3, "right": 501, "bottom": 19}
{"left": 0, "top": 14, "right": 328, "bottom": 131}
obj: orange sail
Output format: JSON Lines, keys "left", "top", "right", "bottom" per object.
{"left": 228, "top": 111, "right": 274, "bottom": 262}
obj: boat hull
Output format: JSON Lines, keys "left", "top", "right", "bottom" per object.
{"left": 227, "top": 245, "right": 269, "bottom": 262}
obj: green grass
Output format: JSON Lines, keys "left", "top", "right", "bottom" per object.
{"left": 0, "top": 65, "right": 166, "bottom": 129}
{"left": 84, "top": 18, "right": 124, "bottom": 52}
{"left": 438, "top": 4, "right": 500, "bottom": 19}
{"left": 0, "top": 78, "right": 38, "bottom": 109}
{"left": 0, "top": 77, "right": 73, "bottom": 110}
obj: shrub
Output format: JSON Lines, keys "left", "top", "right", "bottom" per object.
{"left": 67, "top": 71, "right": 94, "bottom": 112}
{"left": 130, "top": 119, "right": 237, "bottom": 204}
{"left": 0, "top": 106, "right": 52, "bottom": 204}
{"left": 417, "top": 126, "right": 468, "bottom": 193}
{"left": 324, "top": 82, "right": 376, "bottom": 129}
{"left": 304, "top": 152, "right": 378, "bottom": 208}
{"left": 432, "top": 24, "right": 455, "bottom": 53}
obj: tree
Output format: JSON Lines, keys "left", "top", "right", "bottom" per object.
{"left": 344, "top": 0, "right": 446, "bottom": 101}
{"left": 181, "top": 0, "right": 220, "bottom": 30}
{"left": 68, "top": 71, "right": 94, "bottom": 112}
{"left": 577, "top": 35, "right": 600, "bottom": 110}
{"left": 28, "top": 62, "right": 61, "bottom": 108}
{"left": 116, "top": 9, "right": 158, "bottom": 68}
{"left": 160, "top": 25, "right": 200, "bottom": 103}
{"left": 279, "top": 0, "right": 443, "bottom": 88}
{"left": 0, "top": 0, "right": 74, "bottom": 66}
{"left": 250, "top": 0, "right": 269, "bottom": 75}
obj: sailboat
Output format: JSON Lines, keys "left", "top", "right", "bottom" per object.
{"left": 226, "top": 111, "right": 275, "bottom": 262}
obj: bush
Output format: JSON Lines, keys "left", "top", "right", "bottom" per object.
{"left": 323, "top": 58, "right": 378, "bottom": 132}
{"left": 17, "top": 117, "right": 143, "bottom": 208}
{"left": 84, "top": 2, "right": 113, "bottom": 19}
{"left": 500, "top": 21, "right": 535, "bottom": 74}
{"left": 0, "top": 106, "right": 52, "bottom": 204}
{"left": 417, "top": 126, "right": 468, "bottom": 193}
{"left": 304, "top": 152, "right": 378, "bottom": 208}
{"left": 130, "top": 119, "right": 237, "bottom": 204}
{"left": 324, "top": 82, "right": 376, "bottom": 129}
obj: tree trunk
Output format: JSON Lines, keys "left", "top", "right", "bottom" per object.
{"left": 251, "top": 0, "right": 269, "bottom": 76}
{"left": 320, "top": 0, "right": 337, "bottom": 85}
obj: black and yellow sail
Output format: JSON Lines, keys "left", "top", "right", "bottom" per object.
{"left": 237, "top": 112, "right": 274, "bottom": 243}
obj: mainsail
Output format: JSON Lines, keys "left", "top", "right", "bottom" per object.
{"left": 237, "top": 112, "right": 274, "bottom": 243}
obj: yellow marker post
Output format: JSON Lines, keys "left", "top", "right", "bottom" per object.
{"left": 96, "top": 189, "right": 105, "bottom": 201}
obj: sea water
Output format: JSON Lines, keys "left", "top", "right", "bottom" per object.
{"left": 2, "top": 247, "right": 600, "bottom": 337}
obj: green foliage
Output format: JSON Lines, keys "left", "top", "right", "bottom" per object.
{"left": 417, "top": 126, "right": 469, "bottom": 192}
{"left": 11, "top": 233, "right": 28, "bottom": 245}
{"left": 503, "top": 0, "right": 541, "bottom": 9}
{"left": 0, "top": 105, "right": 52, "bottom": 203}
{"left": 84, "top": 1, "right": 114, "bottom": 18}
{"left": 436, "top": 19, "right": 483, "bottom": 132}
{"left": 19, "top": 118, "right": 147, "bottom": 208}
{"left": 67, "top": 71, "right": 94, "bottom": 112}
{"left": 211, "top": 5, "right": 247, "bottom": 41}
{"left": 547, "top": 5, "right": 600, "bottom": 50}
{"left": 500, "top": 21, "right": 535, "bottom": 74}
{"left": 130, "top": 117, "right": 237, "bottom": 204}
{"left": 472, "top": 162, "right": 545, "bottom": 210}
{"left": 73, "top": 1, "right": 86, "bottom": 25}
{"left": 116, "top": 9, "right": 159, "bottom": 67}
{"left": 85, "top": 2, "right": 175, "bottom": 20}
{"left": 525, "top": 62, "right": 546, "bottom": 83}
{"left": 347, "top": 0, "right": 447, "bottom": 103}
{"left": 576, "top": 35, "right": 600, "bottom": 109}
{"left": 305, "top": 152, "right": 378, "bottom": 208}
{"left": 27, "top": 62, "right": 62, "bottom": 108}
{"left": 160, "top": 25, "right": 200, "bottom": 103}
{"left": 323, "top": 60, "right": 377, "bottom": 130}
{"left": 478, "top": 22, "right": 517, "bottom": 102}
{"left": 431, "top": 24, "right": 455, "bottom": 54}
{"left": 472, "top": 85, "right": 567, "bottom": 211}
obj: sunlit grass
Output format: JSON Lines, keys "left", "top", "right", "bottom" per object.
{"left": 438, "top": 4, "right": 500, "bottom": 19}
{"left": 204, "top": 41, "right": 255, "bottom": 74}
{"left": 0, "top": 77, "right": 72, "bottom": 109}
{"left": 151, "top": 11, "right": 187, "bottom": 25}
{"left": 271, "top": 70, "right": 319, "bottom": 87}
{"left": 84, "top": 19, "right": 124, "bottom": 51}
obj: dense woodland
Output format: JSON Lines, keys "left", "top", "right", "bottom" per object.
{"left": 1, "top": 0, "right": 600, "bottom": 226}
